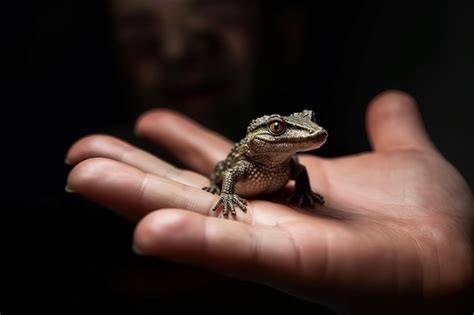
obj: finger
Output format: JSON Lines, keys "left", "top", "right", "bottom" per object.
{"left": 66, "top": 134, "right": 207, "bottom": 188}
{"left": 133, "top": 209, "right": 328, "bottom": 289}
{"left": 366, "top": 90, "right": 436, "bottom": 152}
{"left": 135, "top": 109, "right": 232, "bottom": 175}
{"left": 67, "top": 157, "right": 217, "bottom": 221}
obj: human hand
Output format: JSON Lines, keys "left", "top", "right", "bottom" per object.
{"left": 66, "top": 91, "right": 473, "bottom": 308}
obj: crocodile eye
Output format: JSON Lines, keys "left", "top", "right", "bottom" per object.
{"left": 268, "top": 119, "right": 286, "bottom": 135}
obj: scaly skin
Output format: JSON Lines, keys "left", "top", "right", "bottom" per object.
{"left": 203, "top": 110, "right": 328, "bottom": 217}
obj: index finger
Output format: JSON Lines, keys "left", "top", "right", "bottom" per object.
{"left": 135, "top": 109, "right": 233, "bottom": 176}
{"left": 133, "top": 209, "right": 330, "bottom": 290}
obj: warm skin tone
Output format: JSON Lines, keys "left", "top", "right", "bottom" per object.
{"left": 66, "top": 91, "right": 473, "bottom": 309}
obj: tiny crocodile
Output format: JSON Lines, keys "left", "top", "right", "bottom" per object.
{"left": 203, "top": 110, "right": 328, "bottom": 217}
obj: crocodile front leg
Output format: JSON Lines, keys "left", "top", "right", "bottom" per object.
{"left": 288, "top": 157, "right": 324, "bottom": 207}
{"left": 211, "top": 160, "right": 249, "bottom": 217}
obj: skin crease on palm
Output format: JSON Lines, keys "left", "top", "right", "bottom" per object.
{"left": 65, "top": 91, "right": 473, "bottom": 306}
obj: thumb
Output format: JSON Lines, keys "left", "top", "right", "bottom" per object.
{"left": 366, "top": 90, "right": 436, "bottom": 152}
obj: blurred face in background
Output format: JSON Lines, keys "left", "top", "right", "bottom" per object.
{"left": 110, "top": 0, "right": 258, "bottom": 124}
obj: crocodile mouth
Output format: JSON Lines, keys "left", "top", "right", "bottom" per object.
{"left": 256, "top": 130, "right": 328, "bottom": 144}
{"left": 294, "top": 133, "right": 327, "bottom": 149}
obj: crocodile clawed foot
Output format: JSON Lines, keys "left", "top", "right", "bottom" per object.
{"left": 211, "top": 193, "right": 248, "bottom": 218}
{"left": 288, "top": 190, "right": 324, "bottom": 208}
{"left": 202, "top": 185, "right": 221, "bottom": 195}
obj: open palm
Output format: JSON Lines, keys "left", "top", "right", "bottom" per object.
{"left": 66, "top": 91, "right": 472, "bottom": 307}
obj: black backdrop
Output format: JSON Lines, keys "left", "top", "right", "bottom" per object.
{"left": 2, "top": 1, "right": 473, "bottom": 313}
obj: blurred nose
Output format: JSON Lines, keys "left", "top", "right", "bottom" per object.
{"left": 161, "top": 19, "right": 216, "bottom": 65}
{"left": 162, "top": 28, "right": 187, "bottom": 62}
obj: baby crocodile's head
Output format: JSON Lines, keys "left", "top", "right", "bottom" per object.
{"left": 244, "top": 110, "right": 328, "bottom": 162}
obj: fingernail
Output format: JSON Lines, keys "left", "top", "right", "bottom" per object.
{"left": 132, "top": 244, "right": 143, "bottom": 255}
{"left": 65, "top": 185, "right": 75, "bottom": 193}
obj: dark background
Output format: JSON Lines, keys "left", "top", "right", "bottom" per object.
{"left": 2, "top": 0, "right": 473, "bottom": 313}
